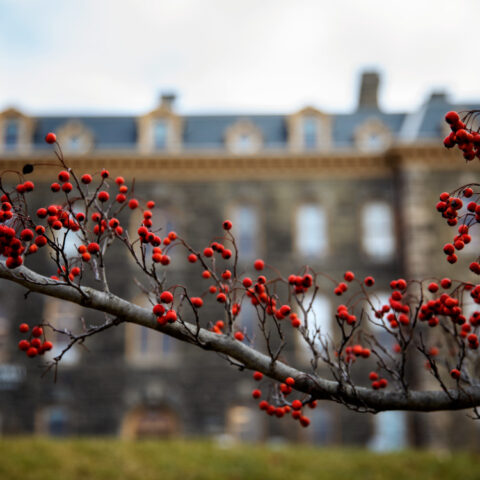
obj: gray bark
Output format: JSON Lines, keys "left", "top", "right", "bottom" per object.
{"left": 1, "top": 261, "right": 479, "bottom": 412}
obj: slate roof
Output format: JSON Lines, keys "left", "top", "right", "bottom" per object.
{"left": 13, "top": 95, "right": 480, "bottom": 152}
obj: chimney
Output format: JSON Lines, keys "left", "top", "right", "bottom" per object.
{"left": 159, "top": 92, "right": 176, "bottom": 110}
{"left": 357, "top": 71, "right": 380, "bottom": 110}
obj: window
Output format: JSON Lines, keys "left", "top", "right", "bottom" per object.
{"left": 296, "top": 204, "right": 327, "bottom": 257}
{"left": 366, "top": 291, "right": 395, "bottom": 349}
{"left": 297, "top": 294, "right": 332, "bottom": 360}
{"left": 362, "top": 202, "right": 395, "bottom": 260}
{"left": 226, "top": 406, "right": 263, "bottom": 442}
{"left": 153, "top": 119, "right": 168, "bottom": 149}
{"left": 368, "top": 411, "right": 407, "bottom": 451}
{"left": 4, "top": 119, "right": 19, "bottom": 150}
{"left": 67, "top": 135, "right": 82, "bottom": 152}
{"left": 43, "top": 298, "right": 81, "bottom": 365}
{"left": 303, "top": 116, "right": 317, "bottom": 150}
{"left": 232, "top": 134, "right": 255, "bottom": 154}
{"left": 36, "top": 406, "right": 70, "bottom": 436}
{"left": 125, "top": 324, "right": 177, "bottom": 366}
{"left": 362, "top": 133, "right": 384, "bottom": 151}
{"left": 230, "top": 205, "right": 259, "bottom": 260}
{"left": 236, "top": 298, "right": 258, "bottom": 345}
{"left": 309, "top": 408, "right": 334, "bottom": 445}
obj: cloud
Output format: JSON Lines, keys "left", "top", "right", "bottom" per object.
{"left": 1, "top": 0, "right": 480, "bottom": 114}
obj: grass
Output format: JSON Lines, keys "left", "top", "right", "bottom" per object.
{"left": 0, "top": 437, "right": 479, "bottom": 480}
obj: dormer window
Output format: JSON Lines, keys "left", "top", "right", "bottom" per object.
{"left": 57, "top": 120, "right": 94, "bottom": 155}
{"left": 224, "top": 120, "right": 262, "bottom": 154}
{"left": 0, "top": 108, "right": 34, "bottom": 154}
{"left": 4, "top": 119, "right": 19, "bottom": 150}
{"left": 153, "top": 119, "right": 168, "bottom": 150}
{"left": 355, "top": 117, "right": 392, "bottom": 152}
{"left": 233, "top": 133, "right": 254, "bottom": 153}
{"left": 137, "top": 93, "right": 183, "bottom": 153}
{"left": 303, "top": 116, "right": 317, "bottom": 150}
{"left": 288, "top": 107, "right": 331, "bottom": 152}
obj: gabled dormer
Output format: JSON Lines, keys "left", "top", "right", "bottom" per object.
{"left": 287, "top": 106, "right": 332, "bottom": 152}
{"left": 354, "top": 117, "right": 392, "bottom": 152}
{"left": 224, "top": 119, "right": 263, "bottom": 154}
{"left": 137, "top": 93, "right": 183, "bottom": 154}
{"left": 56, "top": 120, "right": 94, "bottom": 155}
{"left": 0, "top": 108, "right": 35, "bottom": 154}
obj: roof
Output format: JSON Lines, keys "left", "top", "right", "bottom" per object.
{"left": 8, "top": 96, "right": 480, "bottom": 152}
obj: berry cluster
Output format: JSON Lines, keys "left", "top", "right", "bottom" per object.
{"left": 443, "top": 110, "right": 480, "bottom": 161}
{"left": 251, "top": 373, "right": 313, "bottom": 427}
{"left": 368, "top": 372, "right": 388, "bottom": 390}
{"left": 17, "top": 324, "right": 53, "bottom": 358}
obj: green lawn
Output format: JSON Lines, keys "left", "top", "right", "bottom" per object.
{"left": 0, "top": 438, "right": 478, "bottom": 480}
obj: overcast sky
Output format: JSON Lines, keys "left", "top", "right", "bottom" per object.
{"left": 1, "top": 0, "right": 479, "bottom": 115}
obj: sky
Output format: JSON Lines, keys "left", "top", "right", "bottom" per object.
{"left": 1, "top": 0, "right": 480, "bottom": 116}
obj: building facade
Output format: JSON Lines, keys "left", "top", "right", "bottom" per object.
{"left": 0, "top": 72, "right": 479, "bottom": 448}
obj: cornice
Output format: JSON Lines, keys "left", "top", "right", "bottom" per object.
{"left": 1, "top": 144, "right": 477, "bottom": 182}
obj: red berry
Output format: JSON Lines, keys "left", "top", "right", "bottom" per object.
{"left": 440, "top": 278, "right": 452, "bottom": 289}
{"left": 223, "top": 220, "right": 233, "bottom": 230}
{"left": 165, "top": 310, "right": 177, "bottom": 323}
{"left": 254, "top": 259, "right": 265, "bottom": 271}
{"left": 45, "top": 132, "right": 57, "bottom": 144}
{"left": 234, "top": 331, "right": 244, "bottom": 341}
{"left": 32, "top": 326, "right": 43, "bottom": 338}
{"left": 445, "top": 111, "right": 460, "bottom": 125}
{"left": 26, "top": 347, "right": 38, "bottom": 358}
{"left": 344, "top": 271, "right": 355, "bottom": 282}
{"left": 369, "top": 371, "right": 379, "bottom": 381}
{"left": 216, "top": 293, "right": 226, "bottom": 303}
{"left": 191, "top": 297, "right": 203, "bottom": 308}
{"left": 19, "top": 323, "right": 29, "bottom": 333}
{"left": 188, "top": 253, "right": 198, "bottom": 263}
{"left": 252, "top": 389, "right": 261, "bottom": 399}
{"left": 291, "top": 400, "right": 302, "bottom": 410}
{"left": 58, "top": 171, "right": 70, "bottom": 182}
{"left": 160, "top": 291, "right": 174, "bottom": 303}
{"left": 364, "top": 276, "right": 375, "bottom": 287}
{"left": 450, "top": 368, "right": 461, "bottom": 380}
{"left": 253, "top": 371, "right": 263, "bottom": 381}
{"left": 81, "top": 174, "right": 92, "bottom": 184}
{"left": 18, "top": 340, "right": 30, "bottom": 351}
{"left": 203, "top": 247, "right": 214, "bottom": 257}
{"left": 299, "top": 416, "right": 310, "bottom": 427}
{"left": 87, "top": 242, "right": 100, "bottom": 254}
{"left": 128, "top": 199, "right": 139, "bottom": 209}
{"left": 98, "top": 191, "right": 109, "bottom": 202}
{"left": 62, "top": 182, "right": 73, "bottom": 193}
{"left": 285, "top": 377, "right": 295, "bottom": 386}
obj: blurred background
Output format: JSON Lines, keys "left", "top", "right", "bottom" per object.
{"left": 2, "top": 0, "right": 480, "bottom": 460}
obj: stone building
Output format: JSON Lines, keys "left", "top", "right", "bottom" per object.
{"left": 0, "top": 72, "right": 479, "bottom": 449}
